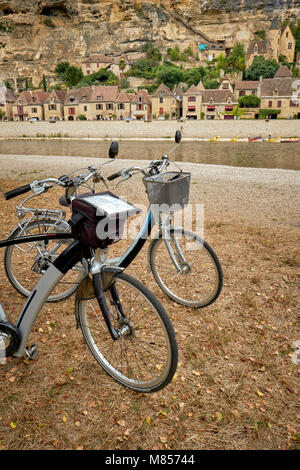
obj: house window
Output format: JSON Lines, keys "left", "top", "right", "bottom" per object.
{"left": 160, "top": 97, "right": 163, "bottom": 103}
{"left": 254, "top": 45, "right": 258, "bottom": 54}
{"left": 137, "top": 104, "right": 143, "bottom": 111}
{"left": 118, "top": 103, "right": 125, "bottom": 110}
{"left": 239, "top": 91, "right": 245, "bottom": 97}
{"left": 188, "top": 96, "right": 196, "bottom": 102}
{"left": 207, "top": 106, "right": 215, "bottom": 111}
{"left": 138, "top": 95, "right": 142, "bottom": 102}
{"left": 159, "top": 107, "right": 163, "bottom": 115}
{"left": 278, "top": 101, "right": 282, "bottom": 108}
{"left": 97, "top": 96, "right": 102, "bottom": 101}
{"left": 268, "top": 101, "right": 273, "bottom": 107}
{"left": 87, "top": 71, "right": 90, "bottom": 75}
{"left": 48, "top": 104, "right": 56, "bottom": 110}
{"left": 70, "top": 97, "right": 75, "bottom": 103}
{"left": 84, "top": 106, "right": 87, "bottom": 111}
{"left": 106, "top": 103, "right": 113, "bottom": 110}
{"left": 286, "top": 32, "right": 289, "bottom": 38}
{"left": 252, "top": 90, "right": 256, "bottom": 95}
{"left": 31, "top": 107, "right": 37, "bottom": 113}
{"left": 288, "top": 42, "right": 292, "bottom": 49}
{"left": 96, "top": 104, "right": 103, "bottom": 110}
{"left": 82, "top": 96, "right": 87, "bottom": 101}
{"left": 69, "top": 108, "right": 76, "bottom": 115}
{"left": 188, "top": 106, "right": 196, "bottom": 112}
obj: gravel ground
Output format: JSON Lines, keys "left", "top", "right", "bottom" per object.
{"left": 0, "top": 153, "right": 299, "bottom": 230}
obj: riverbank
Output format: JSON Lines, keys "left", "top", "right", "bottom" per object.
{"left": 0, "top": 119, "right": 300, "bottom": 140}
{"left": 0, "top": 153, "right": 299, "bottom": 451}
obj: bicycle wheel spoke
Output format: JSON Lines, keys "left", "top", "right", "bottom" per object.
{"left": 78, "top": 272, "right": 177, "bottom": 392}
{"left": 150, "top": 229, "right": 223, "bottom": 308}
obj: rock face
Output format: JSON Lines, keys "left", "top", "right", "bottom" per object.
{"left": 1, "top": 1, "right": 299, "bottom": 88}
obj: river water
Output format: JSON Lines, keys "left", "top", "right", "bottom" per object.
{"left": 0, "top": 139, "right": 299, "bottom": 170}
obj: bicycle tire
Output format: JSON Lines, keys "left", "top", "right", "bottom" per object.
{"left": 77, "top": 272, "right": 178, "bottom": 393}
{"left": 4, "top": 219, "right": 85, "bottom": 303}
{"left": 149, "top": 228, "right": 223, "bottom": 308}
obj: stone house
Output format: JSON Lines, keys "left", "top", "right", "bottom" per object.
{"left": 234, "top": 81, "right": 260, "bottom": 100}
{"left": 259, "top": 65, "right": 299, "bottom": 119}
{"left": 12, "top": 90, "right": 49, "bottom": 121}
{"left": 115, "top": 91, "right": 132, "bottom": 120}
{"left": 64, "top": 86, "right": 119, "bottom": 120}
{"left": 201, "top": 89, "right": 237, "bottom": 120}
{"left": 87, "top": 85, "right": 119, "bottom": 120}
{"left": 43, "top": 89, "right": 67, "bottom": 121}
{"left": 0, "top": 86, "right": 16, "bottom": 120}
{"left": 151, "top": 83, "right": 181, "bottom": 120}
{"left": 130, "top": 89, "right": 151, "bottom": 120}
{"left": 197, "top": 42, "right": 226, "bottom": 64}
{"left": 82, "top": 54, "right": 131, "bottom": 78}
{"left": 182, "top": 84, "right": 203, "bottom": 120}
{"left": 246, "top": 20, "right": 296, "bottom": 67}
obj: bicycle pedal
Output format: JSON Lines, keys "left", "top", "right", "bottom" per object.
{"left": 24, "top": 344, "right": 38, "bottom": 360}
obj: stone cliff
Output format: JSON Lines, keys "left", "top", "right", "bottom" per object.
{"left": 1, "top": 0, "right": 299, "bottom": 88}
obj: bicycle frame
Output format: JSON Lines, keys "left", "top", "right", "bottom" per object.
{"left": 0, "top": 235, "right": 125, "bottom": 358}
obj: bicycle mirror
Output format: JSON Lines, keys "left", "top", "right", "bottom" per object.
{"left": 175, "top": 130, "right": 181, "bottom": 143}
{"left": 109, "top": 142, "right": 119, "bottom": 159}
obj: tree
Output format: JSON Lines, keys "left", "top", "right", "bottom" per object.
{"left": 238, "top": 95, "right": 261, "bottom": 108}
{"left": 183, "top": 67, "right": 205, "bottom": 87}
{"left": 156, "top": 65, "right": 183, "bottom": 89}
{"left": 244, "top": 56, "right": 279, "bottom": 80}
{"left": 55, "top": 62, "right": 83, "bottom": 87}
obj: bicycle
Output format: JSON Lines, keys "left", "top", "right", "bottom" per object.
{"left": 106, "top": 130, "right": 223, "bottom": 308}
{"left": 3, "top": 132, "right": 223, "bottom": 308}
{"left": 0, "top": 190, "right": 178, "bottom": 393}
{"left": 3, "top": 143, "right": 119, "bottom": 302}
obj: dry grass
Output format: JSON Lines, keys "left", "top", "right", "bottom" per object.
{"left": 0, "top": 173, "right": 299, "bottom": 451}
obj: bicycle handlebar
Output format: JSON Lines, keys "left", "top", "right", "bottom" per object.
{"left": 4, "top": 184, "right": 32, "bottom": 201}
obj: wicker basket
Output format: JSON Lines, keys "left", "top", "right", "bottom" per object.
{"left": 143, "top": 172, "right": 191, "bottom": 213}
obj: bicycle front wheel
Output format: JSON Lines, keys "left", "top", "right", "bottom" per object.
{"left": 149, "top": 228, "right": 223, "bottom": 308}
{"left": 4, "top": 219, "right": 85, "bottom": 302}
{"left": 77, "top": 272, "right": 178, "bottom": 393}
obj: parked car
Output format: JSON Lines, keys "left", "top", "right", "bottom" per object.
{"left": 48, "top": 117, "right": 56, "bottom": 123}
{"left": 29, "top": 117, "right": 38, "bottom": 122}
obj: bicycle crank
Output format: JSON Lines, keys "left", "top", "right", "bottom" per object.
{"left": 0, "top": 321, "right": 21, "bottom": 358}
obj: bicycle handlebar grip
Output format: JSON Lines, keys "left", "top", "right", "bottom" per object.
{"left": 4, "top": 184, "right": 32, "bottom": 200}
{"left": 107, "top": 171, "right": 122, "bottom": 181}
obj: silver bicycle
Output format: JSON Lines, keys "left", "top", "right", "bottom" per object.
{"left": 4, "top": 134, "right": 223, "bottom": 308}
{"left": 3, "top": 143, "right": 118, "bottom": 302}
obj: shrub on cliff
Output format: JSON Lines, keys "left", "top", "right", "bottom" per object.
{"left": 244, "top": 56, "right": 279, "bottom": 80}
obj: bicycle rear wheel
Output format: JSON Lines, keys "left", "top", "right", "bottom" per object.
{"left": 149, "top": 228, "right": 223, "bottom": 308}
{"left": 77, "top": 272, "right": 178, "bottom": 393}
{"left": 4, "top": 220, "right": 85, "bottom": 302}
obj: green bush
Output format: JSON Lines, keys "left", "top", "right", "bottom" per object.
{"left": 259, "top": 109, "right": 281, "bottom": 119}
{"left": 44, "top": 18, "right": 55, "bottom": 28}
{"left": 238, "top": 95, "right": 261, "bottom": 108}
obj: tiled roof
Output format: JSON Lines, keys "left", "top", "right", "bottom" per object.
{"left": 235, "top": 81, "right": 260, "bottom": 90}
{"left": 89, "top": 85, "right": 119, "bottom": 102}
{"left": 131, "top": 89, "right": 151, "bottom": 104}
{"left": 14, "top": 90, "right": 49, "bottom": 105}
{"left": 64, "top": 86, "right": 118, "bottom": 104}
{"left": 44, "top": 89, "right": 67, "bottom": 103}
{"left": 115, "top": 91, "right": 132, "bottom": 103}
{"left": 151, "top": 83, "right": 173, "bottom": 97}
{"left": 247, "top": 40, "right": 268, "bottom": 55}
{"left": 260, "top": 77, "right": 294, "bottom": 97}
{"left": 202, "top": 89, "right": 237, "bottom": 104}
{"left": 274, "top": 65, "right": 292, "bottom": 78}
{"left": 183, "top": 84, "right": 203, "bottom": 96}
